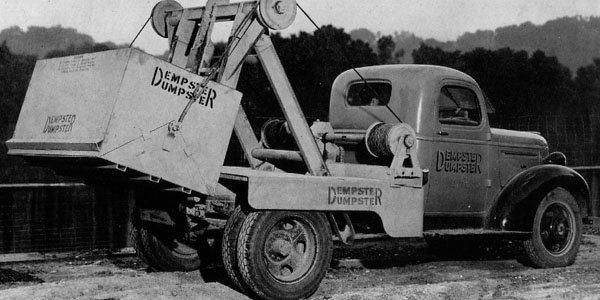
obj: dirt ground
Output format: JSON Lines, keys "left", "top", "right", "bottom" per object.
{"left": 2, "top": 233, "right": 600, "bottom": 300}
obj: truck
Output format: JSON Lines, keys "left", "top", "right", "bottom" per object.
{"left": 5, "top": 0, "right": 590, "bottom": 299}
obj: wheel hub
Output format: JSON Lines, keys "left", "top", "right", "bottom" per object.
{"left": 263, "top": 218, "right": 317, "bottom": 282}
{"left": 268, "top": 234, "right": 293, "bottom": 258}
{"left": 540, "top": 203, "right": 574, "bottom": 255}
{"left": 555, "top": 223, "right": 566, "bottom": 236}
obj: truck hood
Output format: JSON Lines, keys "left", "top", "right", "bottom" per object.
{"left": 491, "top": 128, "right": 548, "bottom": 149}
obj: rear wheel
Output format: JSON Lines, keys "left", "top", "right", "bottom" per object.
{"left": 221, "top": 206, "right": 249, "bottom": 293}
{"left": 518, "top": 187, "right": 582, "bottom": 268}
{"left": 131, "top": 199, "right": 202, "bottom": 272}
{"left": 237, "top": 211, "right": 332, "bottom": 300}
{"left": 132, "top": 221, "right": 202, "bottom": 271}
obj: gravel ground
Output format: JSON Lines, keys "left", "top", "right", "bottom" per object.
{"left": 1, "top": 230, "right": 600, "bottom": 299}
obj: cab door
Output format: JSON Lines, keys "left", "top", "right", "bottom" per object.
{"left": 426, "top": 81, "right": 492, "bottom": 214}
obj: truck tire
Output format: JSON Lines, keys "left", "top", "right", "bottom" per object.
{"left": 132, "top": 221, "right": 201, "bottom": 272}
{"left": 221, "top": 206, "right": 249, "bottom": 293}
{"left": 518, "top": 187, "right": 582, "bottom": 268}
{"left": 237, "top": 211, "right": 333, "bottom": 300}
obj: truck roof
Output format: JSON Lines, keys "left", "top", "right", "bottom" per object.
{"left": 335, "top": 64, "right": 478, "bottom": 86}
{"left": 329, "top": 64, "right": 481, "bottom": 131}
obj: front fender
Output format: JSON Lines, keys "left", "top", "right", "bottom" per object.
{"left": 485, "top": 164, "right": 589, "bottom": 231}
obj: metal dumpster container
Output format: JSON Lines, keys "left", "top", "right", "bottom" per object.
{"left": 7, "top": 48, "right": 242, "bottom": 195}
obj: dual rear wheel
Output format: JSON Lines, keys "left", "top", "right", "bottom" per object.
{"left": 222, "top": 209, "right": 333, "bottom": 300}
{"left": 131, "top": 200, "right": 333, "bottom": 300}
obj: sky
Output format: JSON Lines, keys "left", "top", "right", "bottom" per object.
{"left": 1, "top": 0, "right": 599, "bottom": 55}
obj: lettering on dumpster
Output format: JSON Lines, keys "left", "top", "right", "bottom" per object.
{"left": 436, "top": 150, "right": 482, "bottom": 174}
{"left": 150, "top": 66, "right": 217, "bottom": 108}
{"left": 43, "top": 114, "right": 76, "bottom": 134}
{"left": 58, "top": 55, "right": 96, "bottom": 73}
{"left": 328, "top": 186, "right": 382, "bottom": 206}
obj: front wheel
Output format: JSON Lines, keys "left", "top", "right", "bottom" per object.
{"left": 518, "top": 187, "right": 582, "bottom": 268}
{"left": 237, "top": 211, "right": 333, "bottom": 300}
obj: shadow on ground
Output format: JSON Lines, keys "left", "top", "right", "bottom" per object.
{"left": 0, "top": 268, "right": 43, "bottom": 285}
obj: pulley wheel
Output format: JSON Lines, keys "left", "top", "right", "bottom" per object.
{"left": 257, "top": 0, "right": 297, "bottom": 30}
{"left": 151, "top": 0, "right": 183, "bottom": 38}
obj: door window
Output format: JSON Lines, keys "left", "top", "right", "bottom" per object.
{"left": 438, "top": 86, "right": 481, "bottom": 126}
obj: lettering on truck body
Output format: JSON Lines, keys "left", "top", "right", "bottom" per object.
{"left": 43, "top": 114, "right": 76, "bottom": 134}
{"left": 328, "top": 186, "right": 383, "bottom": 206}
{"left": 436, "top": 150, "right": 482, "bottom": 174}
{"left": 150, "top": 66, "right": 217, "bottom": 108}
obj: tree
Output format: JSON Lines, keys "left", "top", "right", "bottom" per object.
{"left": 575, "top": 58, "right": 600, "bottom": 107}
{"left": 45, "top": 42, "right": 115, "bottom": 58}
{"left": 0, "top": 25, "right": 96, "bottom": 58}
{"left": 237, "top": 25, "right": 377, "bottom": 122}
{"left": 376, "top": 35, "right": 396, "bottom": 64}
{"left": 0, "top": 43, "right": 66, "bottom": 182}
{"left": 412, "top": 43, "right": 463, "bottom": 69}
{"left": 412, "top": 44, "right": 580, "bottom": 117}
{"left": 349, "top": 28, "right": 377, "bottom": 46}
{"left": 575, "top": 58, "right": 600, "bottom": 147}
{"left": 0, "top": 42, "right": 35, "bottom": 142}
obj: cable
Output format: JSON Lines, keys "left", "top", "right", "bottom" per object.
{"left": 296, "top": 2, "right": 402, "bottom": 123}
{"left": 129, "top": 15, "right": 152, "bottom": 48}
{"left": 296, "top": 3, "right": 320, "bottom": 31}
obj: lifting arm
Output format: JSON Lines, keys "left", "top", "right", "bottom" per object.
{"left": 152, "top": 0, "right": 329, "bottom": 175}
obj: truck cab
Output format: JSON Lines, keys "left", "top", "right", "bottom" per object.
{"left": 329, "top": 64, "right": 587, "bottom": 232}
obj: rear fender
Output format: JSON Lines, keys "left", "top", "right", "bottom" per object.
{"left": 485, "top": 164, "right": 589, "bottom": 231}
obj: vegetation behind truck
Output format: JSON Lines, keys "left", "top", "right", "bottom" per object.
{"left": 5, "top": 0, "right": 589, "bottom": 299}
